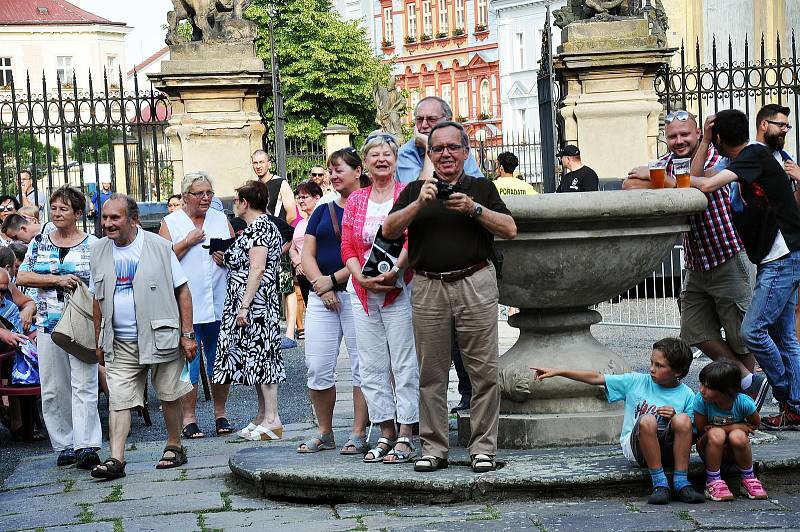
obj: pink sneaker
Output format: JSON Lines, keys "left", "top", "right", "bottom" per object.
{"left": 704, "top": 479, "right": 735, "bottom": 501}
{"left": 741, "top": 477, "right": 768, "bottom": 500}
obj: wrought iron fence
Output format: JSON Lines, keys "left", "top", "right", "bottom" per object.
{"left": 283, "top": 137, "right": 326, "bottom": 186}
{"left": 470, "top": 130, "right": 544, "bottom": 189}
{"left": 0, "top": 69, "right": 175, "bottom": 216}
{"left": 655, "top": 33, "right": 800, "bottom": 157}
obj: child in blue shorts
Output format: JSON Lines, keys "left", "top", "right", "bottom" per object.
{"left": 533, "top": 337, "right": 705, "bottom": 505}
{"left": 694, "top": 360, "right": 767, "bottom": 501}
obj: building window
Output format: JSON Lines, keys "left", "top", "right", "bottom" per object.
{"left": 407, "top": 3, "right": 417, "bottom": 39}
{"left": 476, "top": 0, "right": 487, "bottom": 27}
{"left": 514, "top": 32, "right": 524, "bottom": 70}
{"left": 384, "top": 7, "right": 394, "bottom": 42}
{"left": 0, "top": 58, "right": 12, "bottom": 86}
{"left": 516, "top": 108, "right": 526, "bottom": 131}
{"left": 480, "top": 79, "right": 490, "bottom": 116}
{"left": 422, "top": 0, "right": 433, "bottom": 36}
{"left": 457, "top": 81, "right": 468, "bottom": 118}
{"left": 441, "top": 83, "right": 451, "bottom": 106}
{"left": 410, "top": 89, "right": 420, "bottom": 113}
{"left": 57, "top": 56, "right": 74, "bottom": 85}
{"left": 437, "top": 0, "right": 448, "bottom": 33}
{"left": 426, "top": 85, "right": 436, "bottom": 97}
{"left": 455, "top": 0, "right": 465, "bottom": 30}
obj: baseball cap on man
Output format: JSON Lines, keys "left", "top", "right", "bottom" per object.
{"left": 558, "top": 145, "right": 580, "bottom": 157}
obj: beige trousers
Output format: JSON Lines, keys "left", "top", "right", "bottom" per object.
{"left": 411, "top": 263, "right": 499, "bottom": 459}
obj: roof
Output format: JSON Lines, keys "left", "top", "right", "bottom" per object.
{"left": 0, "top": 0, "right": 126, "bottom": 26}
{"left": 127, "top": 46, "right": 169, "bottom": 78}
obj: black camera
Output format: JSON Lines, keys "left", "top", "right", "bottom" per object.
{"left": 435, "top": 180, "right": 457, "bottom": 200}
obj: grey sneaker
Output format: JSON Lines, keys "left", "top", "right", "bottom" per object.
{"left": 744, "top": 374, "right": 770, "bottom": 412}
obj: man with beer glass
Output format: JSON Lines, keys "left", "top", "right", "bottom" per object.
{"left": 623, "top": 110, "right": 768, "bottom": 410}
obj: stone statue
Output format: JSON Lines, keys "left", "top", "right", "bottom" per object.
{"left": 373, "top": 76, "right": 406, "bottom": 139}
{"left": 553, "top": 0, "right": 668, "bottom": 47}
{"left": 166, "top": 0, "right": 256, "bottom": 45}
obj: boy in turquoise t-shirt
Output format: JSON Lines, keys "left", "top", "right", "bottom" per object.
{"left": 533, "top": 338, "right": 704, "bottom": 505}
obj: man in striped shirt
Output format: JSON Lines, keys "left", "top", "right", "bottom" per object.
{"left": 624, "top": 111, "right": 768, "bottom": 410}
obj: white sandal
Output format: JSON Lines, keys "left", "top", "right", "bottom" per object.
{"left": 248, "top": 425, "right": 283, "bottom": 441}
{"left": 238, "top": 422, "right": 258, "bottom": 439}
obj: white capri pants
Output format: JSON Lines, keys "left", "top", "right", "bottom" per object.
{"left": 38, "top": 332, "right": 102, "bottom": 452}
{"left": 304, "top": 290, "right": 361, "bottom": 390}
{"left": 350, "top": 289, "right": 419, "bottom": 425}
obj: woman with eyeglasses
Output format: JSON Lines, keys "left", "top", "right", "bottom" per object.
{"left": 297, "top": 147, "right": 370, "bottom": 454}
{"left": 290, "top": 180, "right": 323, "bottom": 304}
{"left": 159, "top": 172, "right": 235, "bottom": 439}
{"left": 0, "top": 195, "right": 21, "bottom": 244}
{"left": 214, "top": 179, "right": 285, "bottom": 441}
{"left": 167, "top": 194, "right": 184, "bottom": 213}
{"left": 341, "top": 131, "right": 418, "bottom": 464}
{"left": 17, "top": 186, "right": 101, "bottom": 468}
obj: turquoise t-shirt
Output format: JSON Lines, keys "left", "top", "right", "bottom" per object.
{"left": 605, "top": 372, "right": 696, "bottom": 446}
{"left": 692, "top": 392, "right": 756, "bottom": 426}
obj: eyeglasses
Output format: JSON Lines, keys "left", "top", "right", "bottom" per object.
{"left": 428, "top": 143, "right": 466, "bottom": 154}
{"left": 765, "top": 119, "right": 793, "bottom": 130}
{"left": 665, "top": 110, "right": 693, "bottom": 123}
{"left": 0, "top": 205, "right": 15, "bottom": 212}
{"left": 365, "top": 133, "right": 398, "bottom": 146}
{"left": 310, "top": 172, "right": 324, "bottom": 177}
{"left": 297, "top": 194, "right": 312, "bottom": 200}
{"left": 414, "top": 115, "right": 444, "bottom": 125}
{"left": 185, "top": 190, "right": 214, "bottom": 199}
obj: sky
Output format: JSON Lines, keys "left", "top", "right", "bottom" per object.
{"left": 70, "top": 0, "right": 173, "bottom": 70}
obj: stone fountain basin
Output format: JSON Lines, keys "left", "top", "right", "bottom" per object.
{"left": 497, "top": 189, "right": 708, "bottom": 310}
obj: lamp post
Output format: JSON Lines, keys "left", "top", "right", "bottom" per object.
{"left": 267, "top": 3, "right": 287, "bottom": 180}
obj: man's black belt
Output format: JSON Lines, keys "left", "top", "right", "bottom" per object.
{"left": 416, "top": 260, "right": 489, "bottom": 283}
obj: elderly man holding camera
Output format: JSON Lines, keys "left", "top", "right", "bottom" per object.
{"left": 383, "top": 121, "right": 517, "bottom": 474}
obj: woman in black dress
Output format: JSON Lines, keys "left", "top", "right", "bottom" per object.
{"left": 213, "top": 180, "right": 285, "bottom": 440}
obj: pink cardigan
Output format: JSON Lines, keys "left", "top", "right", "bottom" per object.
{"left": 341, "top": 182, "right": 413, "bottom": 314}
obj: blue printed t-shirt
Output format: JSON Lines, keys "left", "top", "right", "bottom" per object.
{"left": 604, "top": 372, "right": 695, "bottom": 448}
{"left": 396, "top": 138, "right": 485, "bottom": 184}
{"left": 19, "top": 232, "right": 96, "bottom": 333}
{"left": 305, "top": 202, "right": 345, "bottom": 276}
{"left": 692, "top": 392, "right": 755, "bottom": 427}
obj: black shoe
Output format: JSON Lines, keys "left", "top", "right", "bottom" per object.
{"left": 57, "top": 448, "right": 77, "bottom": 467}
{"left": 647, "top": 486, "right": 670, "bottom": 505}
{"left": 450, "top": 397, "right": 471, "bottom": 413}
{"left": 675, "top": 485, "right": 705, "bottom": 504}
{"left": 744, "top": 374, "right": 770, "bottom": 412}
{"left": 75, "top": 448, "right": 101, "bottom": 470}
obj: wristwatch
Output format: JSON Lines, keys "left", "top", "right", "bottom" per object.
{"left": 390, "top": 265, "right": 401, "bottom": 275}
{"left": 471, "top": 202, "right": 483, "bottom": 218}
{"left": 181, "top": 331, "right": 196, "bottom": 339}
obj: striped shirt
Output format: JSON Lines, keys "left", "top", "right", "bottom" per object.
{"left": 660, "top": 145, "right": 742, "bottom": 271}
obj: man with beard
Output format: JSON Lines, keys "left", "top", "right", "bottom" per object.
{"left": 751, "top": 105, "right": 800, "bottom": 185}
{"left": 623, "top": 111, "right": 768, "bottom": 409}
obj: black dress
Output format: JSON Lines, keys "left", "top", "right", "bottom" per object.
{"left": 214, "top": 215, "right": 285, "bottom": 385}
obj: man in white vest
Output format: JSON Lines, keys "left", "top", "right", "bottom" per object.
{"left": 90, "top": 195, "right": 197, "bottom": 479}
{"left": 160, "top": 172, "right": 235, "bottom": 438}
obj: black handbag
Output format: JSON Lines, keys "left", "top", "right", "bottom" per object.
{"left": 362, "top": 225, "right": 405, "bottom": 278}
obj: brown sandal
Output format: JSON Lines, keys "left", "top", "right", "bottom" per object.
{"left": 91, "top": 458, "right": 126, "bottom": 479}
{"left": 155, "top": 445, "right": 187, "bottom": 469}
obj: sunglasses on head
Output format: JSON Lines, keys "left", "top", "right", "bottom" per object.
{"left": 365, "top": 133, "right": 398, "bottom": 146}
{"left": 665, "top": 110, "right": 693, "bottom": 124}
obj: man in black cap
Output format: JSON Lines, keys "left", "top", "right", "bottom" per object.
{"left": 556, "top": 145, "right": 599, "bottom": 193}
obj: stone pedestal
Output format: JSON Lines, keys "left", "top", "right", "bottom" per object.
{"left": 322, "top": 124, "right": 353, "bottom": 157}
{"left": 554, "top": 18, "right": 675, "bottom": 180}
{"left": 148, "top": 42, "right": 269, "bottom": 197}
{"left": 455, "top": 190, "right": 707, "bottom": 449}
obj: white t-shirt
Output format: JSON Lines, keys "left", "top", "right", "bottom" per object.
{"left": 112, "top": 229, "right": 188, "bottom": 341}
{"left": 361, "top": 199, "right": 393, "bottom": 261}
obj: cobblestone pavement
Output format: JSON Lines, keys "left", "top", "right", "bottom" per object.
{"left": 1, "top": 322, "right": 796, "bottom": 531}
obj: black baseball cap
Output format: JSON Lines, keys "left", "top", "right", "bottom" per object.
{"left": 558, "top": 144, "right": 580, "bottom": 157}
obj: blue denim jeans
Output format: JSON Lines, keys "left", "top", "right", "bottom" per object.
{"left": 187, "top": 321, "right": 221, "bottom": 386}
{"left": 741, "top": 250, "right": 800, "bottom": 412}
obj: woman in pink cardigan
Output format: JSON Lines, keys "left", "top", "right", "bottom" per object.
{"left": 341, "top": 131, "right": 419, "bottom": 464}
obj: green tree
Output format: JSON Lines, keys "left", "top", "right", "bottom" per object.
{"left": 1, "top": 133, "right": 59, "bottom": 193}
{"left": 69, "top": 128, "right": 120, "bottom": 163}
{"left": 246, "top": 0, "right": 391, "bottom": 141}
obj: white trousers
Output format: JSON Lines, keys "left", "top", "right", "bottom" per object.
{"left": 38, "top": 333, "right": 102, "bottom": 451}
{"left": 304, "top": 291, "right": 361, "bottom": 389}
{"left": 350, "top": 289, "right": 419, "bottom": 425}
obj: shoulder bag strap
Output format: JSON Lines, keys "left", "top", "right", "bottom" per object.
{"left": 327, "top": 202, "right": 341, "bottom": 241}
